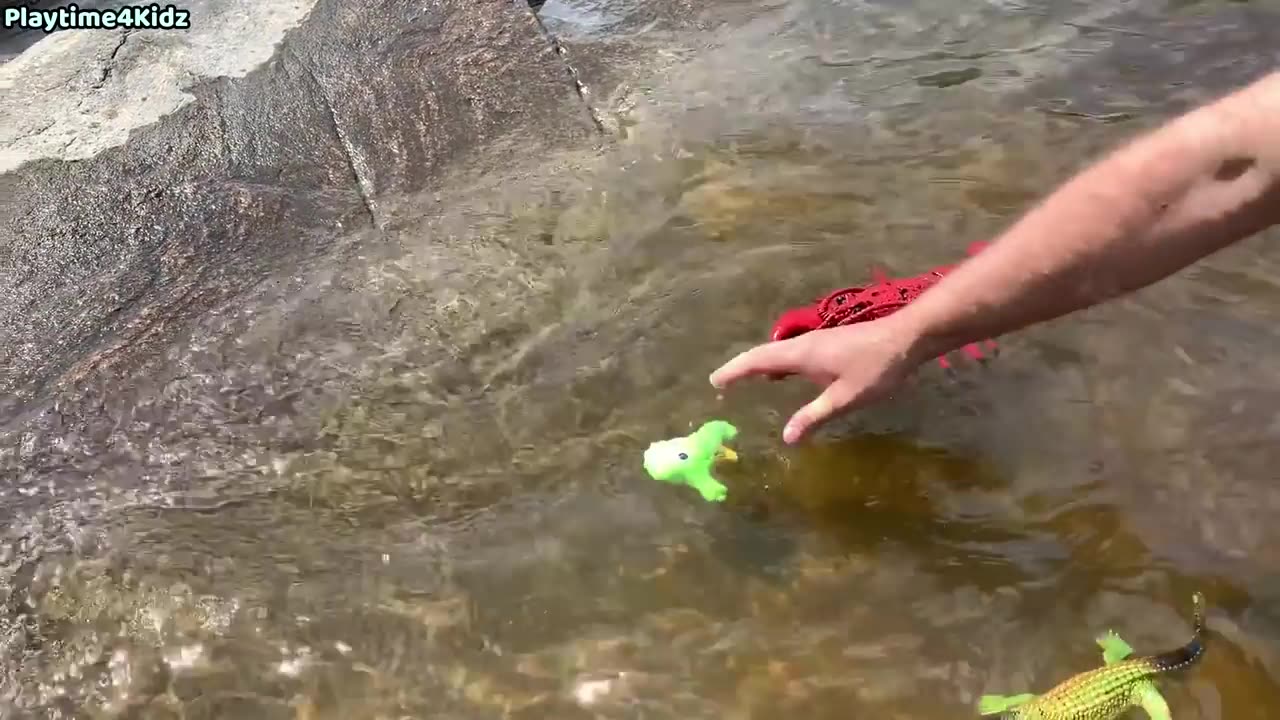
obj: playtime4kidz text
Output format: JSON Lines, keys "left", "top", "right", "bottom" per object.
{"left": 4, "top": 4, "right": 190, "bottom": 32}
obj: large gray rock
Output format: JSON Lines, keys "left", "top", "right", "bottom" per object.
{"left": 0, "top": 0, "right": 599, "bottom": 408}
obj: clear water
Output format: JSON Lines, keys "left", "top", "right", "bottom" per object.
{"left": 4, "top": 0, "right": 1280, "bottom": 718}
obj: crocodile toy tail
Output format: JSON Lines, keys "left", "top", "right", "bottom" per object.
{"left": 1145, "top": 591, "right": 1207, "bottom": 673}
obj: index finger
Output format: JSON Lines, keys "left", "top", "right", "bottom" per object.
{"left": 708, "top": 339, "right": 797, "bottom": 389}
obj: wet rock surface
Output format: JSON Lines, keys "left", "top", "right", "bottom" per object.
{"left": 0, "top": 0, "right": 600, "bottom": 409}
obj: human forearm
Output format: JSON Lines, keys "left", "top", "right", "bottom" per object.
{"left": 895, "top": 72, "right": 1280, "bottom": 361}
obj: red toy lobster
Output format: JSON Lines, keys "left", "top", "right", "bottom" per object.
{"left": 769, "top": 241, "right": 998, "bottom": 371}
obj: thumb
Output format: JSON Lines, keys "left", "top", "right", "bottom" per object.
{"left": 782, "top": 380, "right": 857, "bottom": 444}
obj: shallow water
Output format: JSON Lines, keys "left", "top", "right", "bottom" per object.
{"left": 4, "top": 0, "right": 1280, "bottom": 718}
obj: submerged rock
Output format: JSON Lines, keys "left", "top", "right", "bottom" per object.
{"left": 1014, "top": 4, "right": 1280, "bottom": 120}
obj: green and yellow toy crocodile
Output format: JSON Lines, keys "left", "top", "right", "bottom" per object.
{"left": 979, "top": 592, "right": 1207, "bottom": 720}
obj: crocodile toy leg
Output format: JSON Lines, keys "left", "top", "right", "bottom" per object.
{"left": 936, "top": 340, "right": 999, "bottom": 370}
{"left": 1096, "top": 630, "right": 1135, "bottom": 665}
{"left": 1133, "top": 681, "right": 1172, "bottom": 720}
{"left": 978, "top": 693, "right": 1037, "bottom": 716}
{"left": 687, "top": 468, "right": 729, "bottom": 503}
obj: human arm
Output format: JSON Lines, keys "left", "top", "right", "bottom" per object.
{"left": 711, "top": 71, "right": 1280, "bottom": 444}
{"left": 896, "top": 70, "right": 1280, "bottom": 363}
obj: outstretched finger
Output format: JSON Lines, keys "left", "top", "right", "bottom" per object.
{"left": 709, "top": 339, "right": 800, "bottom": 389}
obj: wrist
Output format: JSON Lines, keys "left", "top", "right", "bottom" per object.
{"left": 888, "top": 299, "right": 959, "bottom": 367}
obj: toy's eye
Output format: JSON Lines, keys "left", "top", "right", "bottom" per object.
{"left": 678, "top": 452, "right": 688, "bottom": 460}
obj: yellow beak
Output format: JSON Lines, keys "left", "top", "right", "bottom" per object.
{"left": 716, "top": 446, "right": 738, "bottom": 462}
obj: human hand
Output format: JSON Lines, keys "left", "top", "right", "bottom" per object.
{"left": 708, "top": 317, "right": 930, "bottom": 444}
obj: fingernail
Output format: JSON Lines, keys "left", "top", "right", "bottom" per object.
{"left": 782, "top": 423, "right": 798, "bottom": 444}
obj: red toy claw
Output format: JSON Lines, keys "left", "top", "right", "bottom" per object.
{"left": 769, "top": 241, "right": 998, "bottom": 372}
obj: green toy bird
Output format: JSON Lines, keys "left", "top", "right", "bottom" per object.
{"left": 642, "top": 420, "right": 739, "bottom": 502}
